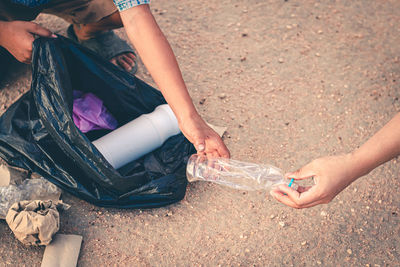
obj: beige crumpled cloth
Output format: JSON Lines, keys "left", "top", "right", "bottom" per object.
{"left": 6, "top": 200, "right": 66, "bottom": 246}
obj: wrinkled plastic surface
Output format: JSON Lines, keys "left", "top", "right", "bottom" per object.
{"left": 0, "top": 177, "right": 61, "bottom": 219}
{"left": 187, "top": 155, "right": 294, "bottom": 191}
{"left": 0, "top": 36, "right": 195, "bottom": 208}
{"left": 73, "top": 90, "right": 118, "bottom": 133}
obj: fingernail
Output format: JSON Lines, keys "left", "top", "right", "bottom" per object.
{"left": 51, "top": 34, "right": 57, "bottom": 38}
{"left": 197, "top": 144, "right": 205, "bottom": 151}
{"left": 284, "top": 173, "right": 293, "bottom": 178}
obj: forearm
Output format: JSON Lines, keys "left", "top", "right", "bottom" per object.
{"left": 349, "top": 112, "right": 400, "bottom": 179}
{"left": 120, "top": 5, "right": 199, "bottom": 122}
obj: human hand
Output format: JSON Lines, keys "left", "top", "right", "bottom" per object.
{"left": 270, "top": 154, "right": 359, "bottom": 208}
{"left": 178, "top": 113, "right": 230, "bottom": 158}
{"left": 0, "top": 21, "right": 56, "bottom": 64}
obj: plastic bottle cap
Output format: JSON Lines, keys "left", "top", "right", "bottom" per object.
{"left": 288, "top": 178, "right": 294, "bottom": 188}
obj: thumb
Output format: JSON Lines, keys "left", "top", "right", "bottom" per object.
{"left": 194, "top": 140, "right": 205, "bottom": 154}
{"left": 285, "top": 165, "right": 315, "bottom": 181}
{"left": 28, "top": 23, "right": 57, "bottom": 38}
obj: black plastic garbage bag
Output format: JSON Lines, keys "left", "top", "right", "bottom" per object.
{"left": 0, "top": 47, "right": 14, "bottom": 84}
{"left": 0, "top": 36, "right": 195, "bottom": 208}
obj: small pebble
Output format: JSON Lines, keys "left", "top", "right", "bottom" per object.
{"left": 347, "top": 249, "right": 352, "bottom": 255}
{"left": 218, "top": 93, "right": 227, "bottom": 99}
{"left": 278, "top": 221, "right": 286, "bottom": 227}
{"left": 199, "top": 98, "right": 206, "bottom": 105}
{"left": 317, "top": 261, "right": 322, "bottom": 265}
{"left": 320, "top": 211, "right": 327, "bottom": 217}
{"left": 301, "top": 241, "right": 307, "bottom": 246}
{"left": 270, "top": 214, "right": 275, "bottom": 219}
{"left": 278, "top": 58, "right": 284, "bottom": 63}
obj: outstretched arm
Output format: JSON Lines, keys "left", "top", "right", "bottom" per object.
{"left": 271, "top": 112, "right": 400, "bottom": 208}
{"left": 119, "top": 5, "right": 230, "bottom": 158}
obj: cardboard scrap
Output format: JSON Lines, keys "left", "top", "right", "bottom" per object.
{"left": 41, "top": 234, "right": 83, "bottom": 267}
{"left": 0, "top": 164, "right": 10, "bottom": 187}
{"left": 206, "top": 123, "right": 227, "bottom": 137}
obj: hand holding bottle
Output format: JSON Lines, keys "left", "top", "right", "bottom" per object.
{"left": 271, "top": 112, "right": 400, "bottom": 209}
{"left": 179, "top": 114, "right": 230, "bottom": 158}
{"left": 270, "top": 154, "right": 358, "bottom": 208}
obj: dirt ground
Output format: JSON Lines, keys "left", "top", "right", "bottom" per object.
{"left": 0, "top": 0, "right": 399, "bottom": 266}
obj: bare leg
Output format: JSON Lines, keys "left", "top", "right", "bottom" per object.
{"left": 73, "top": 12, "right": 136, "bottom": 72}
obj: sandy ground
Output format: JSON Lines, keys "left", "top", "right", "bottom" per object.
{"left": 0, "top": 0, "right": 399, "bottom": 266}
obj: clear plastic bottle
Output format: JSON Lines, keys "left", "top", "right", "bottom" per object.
{"left": 186, "top": 154, "right": 297, "bottom": 191}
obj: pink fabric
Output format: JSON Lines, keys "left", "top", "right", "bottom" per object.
{"left": 72, "top": 91, "right": 118, "bottom": 133}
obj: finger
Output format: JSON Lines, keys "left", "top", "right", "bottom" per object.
{"left": 205, "top": 152, "right": 217, "bottom": 161}
{"left": 217, "top": 142, "right": 230, "bottom": 158}
{"left": 276, "top": 184, "right": 319, "bottom": 206}
{"left": 121, "top": 54, "right": 134, "bottom": 65}
{"left": 24, "top": 35, "right": 34, "bottom": 63}
{"left": 195, "top": 142, "right": 205, "bottom": 154}
{"left": 211, "top": 135, "right": 230, "bottom": 158}
{"left": 211, "top": 150, "right": 219, "bottom": 158}
{"left": 117, "top": 57, "right": 132, "bottom": 72}
{"left": 110, "top": 58, "right": 117, "bottom": 65}
{"left": 22, "top": 39, "right": 35, "bottom": 64}
{"left": 28, "top": 23, "right": 56, "bottom": 38}
{"left": 121, "top": 57, "right": 134, "bottom": 71}
{"left": 285, "top": 166, "right": 316, "bottom": 180}
{"left": 270, "top": 189, "right": 301, "bottom": 208}
{"left": 126, "top": 52, "right": 136, "bottom": 60}
{"left": 297, "top": 185, "right": 312, "bottom": 193}
{"left": 270, "top": 190, "right": 324, "bottom": 209}
{"left": 21, "top": 50, "right": 32, "bottom": 64}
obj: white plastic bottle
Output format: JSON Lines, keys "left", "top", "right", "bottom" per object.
{"left": 186, "top": 154, "right": 297, "bottom": 191}
{"left": 92, "top": 104, "right": 181, "bottom": 169}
